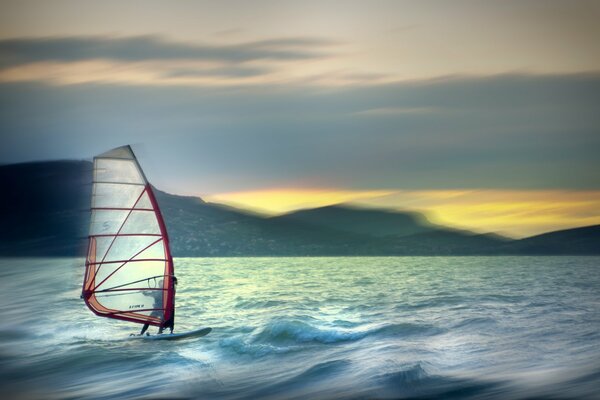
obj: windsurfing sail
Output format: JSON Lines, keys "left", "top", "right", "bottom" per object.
{"left": 82, "top": 145, "right": 175, "bottom": 328}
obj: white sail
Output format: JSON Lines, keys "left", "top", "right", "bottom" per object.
{"left": 82, "top": 145, "right": 175, "bottom": 327}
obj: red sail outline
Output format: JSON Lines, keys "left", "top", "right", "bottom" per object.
{"left": 82, "top": 146, "right": 175, "bottom": 327}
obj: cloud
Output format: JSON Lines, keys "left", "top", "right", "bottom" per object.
{"left": 161, "top": 65, "right": 273, "bottom": 79}
{"left": 0, "top": 35, "right": 347, "bottom": 86}
{"left": 0, "top": 72, "right": 599, "bottom": 196}
{"left": 0, "top": 35, "right": 336, "bottom": 67}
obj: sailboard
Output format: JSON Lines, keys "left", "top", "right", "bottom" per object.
{"left": 81, "top": 145, "right": 209, "bottom": 339}
{"left": 135, "top": 327, "right": 212, "bottom": 341}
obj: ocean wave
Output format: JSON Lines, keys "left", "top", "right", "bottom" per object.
{"left": 253, "top": 320, "right": 367, "bottom": 344}
{"left": 330, "top": 319, "right": 362, "bottom": 328}
{"left": 379, "top": 322, "right": 447, "bottom": 337}
{"left": 259, "top": 319, "right": 444, "bottom": 344}
{"left": 353, "top": 277, "right": 375, "bottom": 285}
{"left": 450, "top": 316, "right": 497, "bottom": 329}
{"left": 219, "top": 336, "right": 303, "bottom": 357}
{"left": 251, "top": 360, "right": 353, "bottom": 398}
{"left": 290, "top": 359, "right": 352, "bottom": 382}
{"left": 374, "top": 363, "right": 504, "bottom": 399}
{"left": 0, "top": 328, "right": 29, "bottom": 341}
{"left": 375, "top": 363, "right": 430, "bottom": 386}
{"left": 234, "top": 299, "right": 287, "bottom": 310}
{"left": 396, "top": 295, "right": 470, "bottom": 311}
{"left": 4, "top": 257, "right": 599, "bottom": 400}
{"left": 219, "top": 319, "right": 443, "bottom": 357}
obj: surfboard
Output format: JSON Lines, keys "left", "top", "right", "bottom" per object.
{"left": 136, "top": 327, "right": 212, "bottom": 341}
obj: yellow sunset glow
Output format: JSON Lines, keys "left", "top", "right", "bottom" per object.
{"left": 206, "top": 188, "right": 600, "bottom": 238}
{"left": 389, "top": 190, "right": 600, "bottom": 238}
{"left": 205, "top": 188, "right": 395, "bottom": 215}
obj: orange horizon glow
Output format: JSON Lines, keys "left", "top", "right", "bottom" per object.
{"left": 205, "top": 188, "right": 600, "bottom": 238}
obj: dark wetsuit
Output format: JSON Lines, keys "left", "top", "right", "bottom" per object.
{"left": 140, "top": 286, "right": 163, "bottom": 335}
{"left": 139, "top": 277, "right": 176, "bottom": 335}
{"left": 163, "top": 277, "right": 177, "bottom": 333}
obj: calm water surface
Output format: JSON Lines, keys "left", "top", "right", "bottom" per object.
{"left": 0, "top": 257, "right": 599, "bottom": 399}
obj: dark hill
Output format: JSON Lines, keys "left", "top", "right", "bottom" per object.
{"left": 0, "top": 160, "right": 92, "bottom": 255}
{"left": 379, "top": 229, "right": 511, "bottom": 255}
{"left": 153, "top": 188, "right": 372, "bottom": 256}
{"left": 0, "top": 160, "right": 597, "bottom": 256}
{"left": 501, "top": 225, "right": 600, "bottom": 255}
{"left": 271, "top": 205, "right": 435, "bottom": 237}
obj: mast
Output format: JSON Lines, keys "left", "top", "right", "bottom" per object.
{"left": 82, "top": 145, "right": 175, "bottom": 327}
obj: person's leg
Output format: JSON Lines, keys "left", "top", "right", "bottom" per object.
{"left": 161, "top": 317, "right": 173, "bottom": 334}
{"left": 140, "top": 323, "right": 149, "bottom": 335}
{"left": 168, "top": 307, "right": 175, "bottom": 333}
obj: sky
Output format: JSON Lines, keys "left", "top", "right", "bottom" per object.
{"left": 0, "top": 0, "right": 599, "bottom": 237}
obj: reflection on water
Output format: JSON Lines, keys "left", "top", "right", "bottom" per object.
{"left": 0, "top": 256, "right": 599, "bottom": 399}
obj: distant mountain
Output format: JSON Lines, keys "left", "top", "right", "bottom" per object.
{"left": 0, "top": 160, "right": 374, "bottom": 256}
{"left": 153, "top": 188, "right": 372, "bottom": 256}
{"left": 501, "top": 225, "right": 600, "bottom": 255}
{"left": 152, "top": 190, "right": 514, "bottom": 256}
{"left": 378, "top": 229, "right": 512, "bottom": 255}
{"left": 271, "top": 205, "right": 435, "bottom": 237}
{"left": 0, "top": 160, "right": 598, "bottom": 256}
{"left": 269, "top": 205, "right": 510, "bottom": 255}
{"left": 0, "top": 160, "right": 91, "bottom": 256}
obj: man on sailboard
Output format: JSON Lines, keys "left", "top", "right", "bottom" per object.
{"left": 162, "top": 276, "right": 177, "bottom": 333}
{"left": 139, "top": 276, "right": 177, "bottom": 335}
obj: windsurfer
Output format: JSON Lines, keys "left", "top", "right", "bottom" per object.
{"left": 139, "top": 276, "right": 177, "bottom": 335}
{"left": 162, "top": 276, "right": 177, "bottom": 333}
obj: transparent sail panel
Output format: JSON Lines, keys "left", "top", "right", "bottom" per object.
{"left": 120, "top": 211, "right": 161, "bottom": 234}
{"left": 90, "top": 210, "right": 130, "bottom": 235}
{"left": 92, "top": 183, "right": 145, "bottom": 209}
{"left": 94, "top": 260, "right": 167, "bottom": 291}
{"left": 94, "top": 290, "right": 165, "bottom": 320}
{"left": 95, "top": 159, "right": 145, "bottom": 184}
{"left": 98, "top": 146, "right": 135, "bottom": 159}
{"left": 94, "top": 236, "right": 166, "bottom": 263}
{"left": 133, "top": 192, "right": 153, "bottom": 209}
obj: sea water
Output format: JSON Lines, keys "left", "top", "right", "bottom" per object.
{"left": 0, "top": 257, "right": 599, "bottom": 399}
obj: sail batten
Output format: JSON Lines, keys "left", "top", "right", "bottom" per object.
{"left": 83, "top": 145, "right": 175, "bottom": 327}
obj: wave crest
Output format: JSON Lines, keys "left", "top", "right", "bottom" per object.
{"left": 219, "top": 319, "right": 443, "bottom": 357}
{"left": 254, "top": 320, "right": 367, "bottom": 344}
